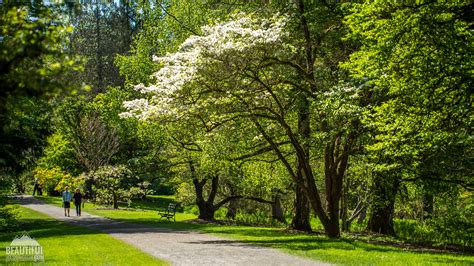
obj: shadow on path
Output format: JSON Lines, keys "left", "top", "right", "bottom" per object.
{"left": 15, "top": 195, "right": 326, "bottom": 266}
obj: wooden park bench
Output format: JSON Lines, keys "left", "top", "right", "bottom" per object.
{"left": 157, "top": 203, "right": 177, "bottom": 222}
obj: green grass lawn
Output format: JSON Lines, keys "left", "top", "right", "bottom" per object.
{"left": 35, "top": 195, "right": 196, "bottom": 222}
{"left": 0, "top": 205, "right": 167, "bottom": 266}
{"left": 35, "top": 195, "right": 474, "bottom": 265}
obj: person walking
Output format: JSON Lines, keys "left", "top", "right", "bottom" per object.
{"left": 32, "top": 177, "right": 39, "bottom": 196}
{"left": 62, "top": 186, "right": 72, "bottom": 217}
{"left": 73, "top": 188, "right": 83, "bottom": 216}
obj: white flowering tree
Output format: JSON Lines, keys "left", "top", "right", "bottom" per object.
{"left": 123, "top": 2, "right": 362, "bottom": 237}
{"left": 122, "top": 13, "right": 294, "bottom": 221}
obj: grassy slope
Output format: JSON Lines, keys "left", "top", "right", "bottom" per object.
{"left": 36, "top": 196, "right": 474, "bottom": 265}
{"left": 0, "top": 205, "right": 167, "bottom": 266}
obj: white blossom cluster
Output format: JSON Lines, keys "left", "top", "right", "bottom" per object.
{"left": 182, "top": 13, "right": 289, "bottom": 56}
{"left": 121, "top": 13, "right": 290, "bottom": 121}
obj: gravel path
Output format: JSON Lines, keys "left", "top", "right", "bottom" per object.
{"left": 17, "top": 195, "right": 327, "bottom": 266}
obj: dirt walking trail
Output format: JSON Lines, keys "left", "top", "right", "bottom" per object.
{"left": 17, "top": 195, "right": 328, "bottom": 266}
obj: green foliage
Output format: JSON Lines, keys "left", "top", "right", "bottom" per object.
{"left": 91, "top": 87, "right": 135, "bottom": 134}
{"left": 0, "top": 0, "right": 471, "bottom": 251}
{"left": 115, "top": 0, "right": 232, "bottom": 86}
{"left": 175, "top": 182, "right": 195, "bottom": 205}
{"left": 1, "top": 97, "right": 52, "bottom": 177}
{"left": 393, "top": 184, "right": 473, "bottom": 247}
{"left": 0, "top": 205, "right": 18, "bottom": 232}
{"left": 0, "top": 6, "right": 81, "bottom": 97}
{"left": 92, "top": 165, "right": 130, "bottom": 205}
{"left": 67, "top": 2, "right": 136, "bottom": 91}
{"left": 34, "top": 167, "right": 83, "bottom": 196}
{"left": 343, "top": 1, "right": 472, "bottom": 177}
{"left": 34, "top": 167, "right": 64, "bottom": 195}
{"left": 56, "top": 173, "right": 85, "bottom": 194}
{"left": 234, "top": 209, "right": 286, "bottom": 227}
{"left": 36, "top": 132, "right": 81, "bottom": 175}
{"left": 0, "top": 4, "right": 84, "bottom": 194}
{"left": 395, "top": 217, "right": 473, "bottom": 248}
{"left": 343, "top": 1, "right": 473, "bottom": 234}
{"left": 429, "top": 191, "right": 473, "bottom": 247}
{"left": 91, "top": 165, "right": 146, "bottom": 207}
{"left": 0, "top": 196, "right": 18, "bottom": 232}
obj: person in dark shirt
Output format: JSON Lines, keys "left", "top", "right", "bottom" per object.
{"left": 73, "top": 188, "right": 83, "bottom": 216}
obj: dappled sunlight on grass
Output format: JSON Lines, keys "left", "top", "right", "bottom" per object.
{"left": 195, "top": 226, "right": 474, "bottom": 265}
{"left": 0, "top": 206, "right": 168, "bottom": 265}
{"left": 33, "top": 196, "right": 474, "bottom": 265}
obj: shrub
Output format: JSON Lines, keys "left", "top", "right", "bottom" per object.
{"left": 56, "top": 173, "right": 85, "bottom": 193}
{"left": 34, "top": 167, "right": 65, "bottom": 195}
{"left": 34, "top": 167, "right": 84, "bottom": 195}
{"left": 91, "top": 165, "right": 146, "bottom": 208}
{"left": 175, "top": 182, "right": 195, "bottom": 205}
{"left": 0, "top": 195, "right": 18, "bottom": 231}
{"left": 36, "top": 132, "right": 81, "bottom": 176}
{"left": 235, "top": 209, "right": 286, "bottom": 227}
{"left": 395, "top": 215, "right": 473, "bottom": 248}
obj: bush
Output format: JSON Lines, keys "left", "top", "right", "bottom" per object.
{"left": 56, "top": 173, "right": 85, "bottom": 194}
{"left": 132, "top": 181, "right": 154, "bottom": 200}
{"left": 34, "top": 167, "right": 65, "bottom": 195}
{"left": 34, "top": 167, "right": 84, "bottom": 195}
{"left": 183, "top": 205, "right": 200, "bottom": 216}
{"left": 175, "top": 182, "right": 195, "bottom": 205}
{"left": 36, "top": 132, "right": 81, "bottom": 176}
{"left": 0, "top": 196, "right": 19, "bottom": 231}
{"left": 428, "top": 207, "right": 473, "bottom": 247}
{"left": 0, "top": 171, "right": 13, "bottom": 193}
{"left": 91, "top": 165, "right": 146, "bottom": 208}
{"left": 235, "top": 209, "right": 286, "bottom": 227}
{"left": 395, "top": 216, "right": 473, "bottom": 248}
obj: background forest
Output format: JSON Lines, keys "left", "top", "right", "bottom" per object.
{"left": 0, "top": 0, "right": 472, "bottom": 251}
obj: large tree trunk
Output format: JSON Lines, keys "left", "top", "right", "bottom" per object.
{"left": 367, "top": 174, "right": 400, "bottom": 235}
{"left": 291, "top": 132, "right": 353, "bottom": 238}
{"left": 321, "top": 134, "right": 353, "bottom": 238}
{"left": 113, "top": 193, "right": 118, "bottom": 209}
{"left": 197, "top": 202, "right": 216, "bottom": 220}
{"left": 271, "top": 194, "right": 286, "bottom": 224}
{"left": 290, "top": 186, "right": 312, "bottom": 231}
{"left": 324, "top": 149, "right": 341, "bottom": 238}
{"left": 290, "top": 75, "right": 312, "bottom": 232}
{"left": 193, "top": 177, "right": 217, "bottom": 221}
{"left": 341, "top": 178, "right": 349, "bottom": 231}
{"left": 190, "top": 161, "right": 220, "bottom": 221}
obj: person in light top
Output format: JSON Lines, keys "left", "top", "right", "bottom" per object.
{"left": 62, "top": 186, "right": 72, "bottom": 217}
